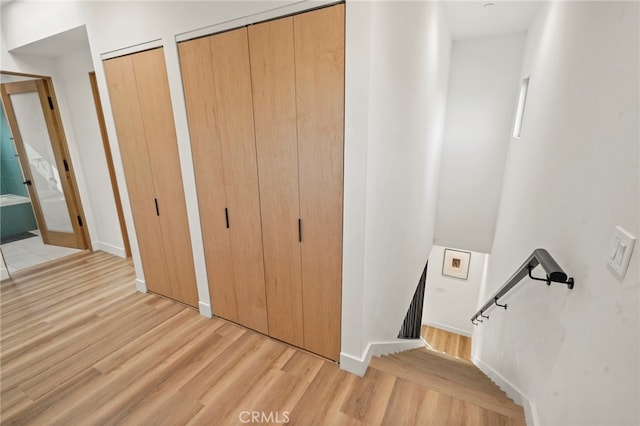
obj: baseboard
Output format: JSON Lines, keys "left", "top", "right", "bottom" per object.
{"left": 472, "top": 356, "right": 538, "bottom": 426}
{"left": 135, "top": 278, "right": 147, "bottom": 293}
{"left": 340, "top": 338, "right": 427, "bottom": 377}
{"left": 198, "top": 301, "right": 212, "bottom": 318}
{"left": 423, "top": 320, "right": 472, "bottom": 337}
{"left": 92, "top": 241, "right": 126, "bottom": 258}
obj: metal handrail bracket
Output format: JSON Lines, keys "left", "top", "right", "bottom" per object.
{"left": 471, "top": 249, "right": 574, "bottom": 325}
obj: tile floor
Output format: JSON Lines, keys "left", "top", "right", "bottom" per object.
{"left": 0, "top": 230, "right": 83, "bottom": 274}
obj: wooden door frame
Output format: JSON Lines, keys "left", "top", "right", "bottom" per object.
{"left": 0, "top": 73, "right": 90, "bottom": 249}
{"left": 88, "top": 71, "right": 131, "bottom": 257}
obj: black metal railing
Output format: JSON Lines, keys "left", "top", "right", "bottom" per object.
{"left": 398, "top": 261, "right": 428, "bottom": 338}
{"left": 471, "top": 249, "right": 574, "bottom": 325}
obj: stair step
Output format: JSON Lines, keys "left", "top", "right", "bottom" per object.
{"left": 371, "top": 348, "right": 525, "bottom": 420}
{"left": 380, "top": 351, "right": 509, "bottom": 397}
{"left": 401, "top": 349, "right": 500, "bottom": 389}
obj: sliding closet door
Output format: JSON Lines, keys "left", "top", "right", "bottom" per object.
{"left": 103, "top": 54, "right": 171, "bottom": 299}
{"left": 295, "top": 5, "right": 345, "bottom": 361}
{"left": 180, "top": 29, "right": 268, "bottom": 333}
{"left": 249, "top": 18, "right": 304, "bottom": 347}
{"left": 104, "top": 48, "right": 198, "bottom": 308}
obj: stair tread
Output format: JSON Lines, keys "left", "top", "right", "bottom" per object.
{"left": 401, "top": 349, "right": 497, "bottom": 384}
{"left": 381, "top": 351, "right": 509, "bottom": 395}
{"left": 371, "top": 348, "right": 525, "bottom": 420}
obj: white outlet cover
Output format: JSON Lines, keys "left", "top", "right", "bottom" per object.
{"left": 607, "top": 226, "right": 636, "bottom": 279}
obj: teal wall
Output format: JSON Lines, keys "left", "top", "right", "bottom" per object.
{"left": 1, "top": 103, "right": 28, "bottom": 196}
{"left": 1, "top": 203, "right": 38, "bottom": 239}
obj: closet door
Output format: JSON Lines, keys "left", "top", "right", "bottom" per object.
{"left": 133, "top": 49, "right": 198, "bottom": 308}
{"left": 179, "top": 38, "right": 238, "bottom": 322}
{"left": 249, "top": 18, "right": 304, "bottom": 347}
{"left": 104, "top": 48, "right": 198, "bottom": 308}
{"left": 295, "top": 5, "right": 345, "bottom": 361}
{"left": 103, "top": 54, "right": 171, "bottom": 300}
{"left": 180, "top": 29, "right": 268, "bottom": 333}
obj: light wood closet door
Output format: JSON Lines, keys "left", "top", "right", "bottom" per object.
{"left": 249, "top": 18, "right": 304, "bottom": 347}
{"left": 294, "top": 4, "right": 345, "bottom": 361}
{"left": 103, "top": 53, "right": 171, "bottom": 300}
{"left": 179, "top": 38, "right": 238, "bottom": 322}
{"left": 104, "top": 48, "right": 198, "bottom": 308}
{"left": 209, "top": 28, "right": 268, "bottom": 333}
{"left": 180, "top": 29, "right": 268, "bottom": 333}
{"left": 133, "top": 48, "right": 198, "bottom": 308}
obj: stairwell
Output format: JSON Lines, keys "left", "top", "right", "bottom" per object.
{"left": 370, "top": 346, "right": 526, "bottom": 425}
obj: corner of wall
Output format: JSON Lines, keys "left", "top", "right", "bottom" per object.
{"left": 135, "top": 278, "right": 147, "bottom": 293}
{"left": 92, "top": 241, "right": 126, "bottom": 258}
{"left": 340, "top": 349, "right": 373, "bottom": 377}
{"left": 198, "top": 301, "right": 212, "bottom": 318}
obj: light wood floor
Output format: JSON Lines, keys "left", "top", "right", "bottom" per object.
{"left": 422, "top": 325, "right": 472, "bottom": 360}
{"left": 1, "top": 251, "right": 524, "bottom": 425}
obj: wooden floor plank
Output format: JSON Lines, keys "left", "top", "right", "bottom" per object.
{"left": 1, "top": 251, "right": 525, "bottom": 425}
{"left": 422, "top": 324, "right": 472, "bottom": 360}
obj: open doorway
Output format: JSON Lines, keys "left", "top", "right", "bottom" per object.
{"left": 0, "top": 71, "right": 88, "bottom": 273}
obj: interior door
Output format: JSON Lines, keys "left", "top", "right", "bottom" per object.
{"left": 104, "top": 48, "right": 199, "bottom": 308}
{"left": 249, "top": 17, "right": 305, "bottom": 347}
{"left": 295, "top": 4, "right": 345, "bottom": 361}
{"left": 0, "top": 79, "right": 87, "bottom": 249}
{"left": 180, "top": 28, "right": 269, "bottom": 333}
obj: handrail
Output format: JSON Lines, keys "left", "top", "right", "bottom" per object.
{"left": 471, "top": 249, "right": 574, "bottom": 325}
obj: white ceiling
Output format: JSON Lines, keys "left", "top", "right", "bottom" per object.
{"left": 4, "top": 2, "right": 541, "bottom": 57}
{"left": 11, "top": 25, "right": 90, "bottom": 58}
{"left": 443, "top": 1, "right": 543, "bottom": 40}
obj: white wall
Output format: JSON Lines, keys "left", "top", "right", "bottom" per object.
{"left": 434, "top": 33, "right": 526, "bottom": 253}
{"left": 473, "top": 2, "right": 639, "bottom": 425}
{"left": 52, "top": 48, "right": 124, "bottom": 256}
{"left": 422, "top": 245, "right": 487, "bottom": 336}
{"left": 341, "top": 0, "right": 372, "bottom": 359}
{"left": 360, "top": 0, "right": 451, "bottom": 348}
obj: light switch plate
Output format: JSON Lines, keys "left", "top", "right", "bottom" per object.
{"left": 607, "top": 226, "right": 636, "bottom": 279}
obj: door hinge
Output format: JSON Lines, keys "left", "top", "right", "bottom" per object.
{"left": 63, "top": 159, "right": 69, "bottom": 172}
{"left": 77, "top": 216, "right": 83, "bottom": 227}
{"left": 47, "top": 96, "right": 54, "bottom": 110}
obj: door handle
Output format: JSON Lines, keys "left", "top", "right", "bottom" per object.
{"left": 154, "top": 198, "right": 160, "bottom": 216}
{"left": 23, "top": 180, "right": 32, "bottom": 186}
{"left": 225, "top": 208, "right": 229, "bottom": 229}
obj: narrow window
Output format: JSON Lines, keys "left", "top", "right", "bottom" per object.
{"left": 513, "top": 76, "right": 530, "bottom": 138}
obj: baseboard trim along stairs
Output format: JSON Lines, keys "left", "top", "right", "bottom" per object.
{"left": 340, "top": 338, "right": 428, "bottom": 377}
{"left": 472, "top": 356, "right": 539, "bottom": 426}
